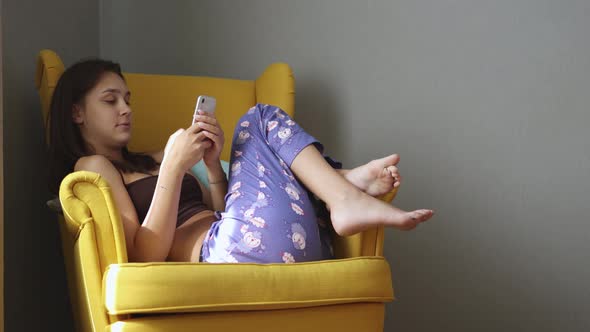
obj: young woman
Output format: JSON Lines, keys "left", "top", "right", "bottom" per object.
{"left": 48, "top": 59, "right": 434, "bottom": 264}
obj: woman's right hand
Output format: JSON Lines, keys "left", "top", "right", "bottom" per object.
{"left": 162, "top": 122, "right": 212, "bottom": 174}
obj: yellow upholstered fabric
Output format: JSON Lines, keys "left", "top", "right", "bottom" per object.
{"left": 123, "top": 73, "right": 257, "bottom": 161}
{"left": 104, "top": 257, "right": 393, "bottom": 315}
{"left": 36, "top": 49, "right": 397, "bottom": 332}
{"left": 106, "top": 303, "right": 387, "bottom": 332}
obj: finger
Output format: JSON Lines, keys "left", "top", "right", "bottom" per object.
{"left": 194, "top": 112, "right": 218, "bottom": 126}
{"left": 201, "top": 139, "right": 213, "bottom": 149}
{"left": 203, "top": 130, "right": 222, "bottom": 146}
{"left": 188, "top": 120, "right": 203, "bottom": 133}
{"left": 196, "top": 121, "right": 222, "bottom": 135}
{"left": 193, "top": 131, "right": 209, "bottom": 142}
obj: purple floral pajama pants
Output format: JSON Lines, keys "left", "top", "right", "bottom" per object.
{"left": 200, "top": 103, "right": 339, "bottom": 263}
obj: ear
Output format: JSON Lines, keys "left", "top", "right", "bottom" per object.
{"left": 72, "top": 104, "right": 84, "bottom": 124}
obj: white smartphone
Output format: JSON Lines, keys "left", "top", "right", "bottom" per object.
{"left": 193, "top": 95, "right": 216, "bottom": 124}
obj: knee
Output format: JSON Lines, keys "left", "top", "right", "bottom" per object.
{"left": 255, "top": 103, "right": 285, "bottom": 121}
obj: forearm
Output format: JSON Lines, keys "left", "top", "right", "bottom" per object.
{"left": 206, "top": 160, "right": 228, "bottom": 211}
{"left": 132, "top": 162, "right": 183, "bottom": 262}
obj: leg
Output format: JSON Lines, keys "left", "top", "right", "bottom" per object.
{"left": 201, "top": 104, "right": 333, "bottom": 263}
{"left": 291, "top": 146, "right": 433, "bottom": 236}
{"left": 239, "top": 104, "right": 433, "bottom": 235}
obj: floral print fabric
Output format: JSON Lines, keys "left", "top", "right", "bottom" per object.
{"left": 200, "top": 104, "right": 335, "bottom": 263}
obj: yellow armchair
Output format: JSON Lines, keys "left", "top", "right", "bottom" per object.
{"left": 36, "top": 49, "right": 396, "bottom": 332}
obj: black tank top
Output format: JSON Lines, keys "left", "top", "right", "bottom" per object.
{"left": 125, "top": 173, "right": 209, "bottom": 227}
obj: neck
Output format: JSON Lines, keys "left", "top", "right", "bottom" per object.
{"left": 100, "top": 149, "right": 125, "bottom": 162}
{"left": 85, "top": 141, "right": 125, "bottom": 162}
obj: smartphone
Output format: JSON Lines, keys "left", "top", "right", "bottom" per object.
{"left": 193, "top": 95, "right": 216, "bottom": 124}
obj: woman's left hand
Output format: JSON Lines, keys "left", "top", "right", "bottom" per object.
{"left": 193, "top": 110, "right": 225, "bottom": 167}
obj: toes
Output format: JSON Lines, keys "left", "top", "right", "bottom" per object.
{"left": 387, "top": 154, "right": 400, "bottom": 166}
{"left": 378, "top": 154, "right": 400, "bottom": 168}
{"left": 411, "top": 209, "right": 433, "bottom": 222}
{"left": 384, "top": 166, "right": 399, "bottom": 178}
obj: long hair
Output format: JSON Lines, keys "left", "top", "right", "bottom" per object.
{"left": 47, "top": 58, "right": 158, "bottom": 195}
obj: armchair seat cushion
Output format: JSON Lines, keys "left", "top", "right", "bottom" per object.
{"left": 104, "top": 257, "right": 394, "bottom": 315}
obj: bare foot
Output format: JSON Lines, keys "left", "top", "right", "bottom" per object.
{"left": 345, "top": 154, "right": 401, "bottom": 196}
{"left": 329, "top": 190, "right": 434, "bottom": 236}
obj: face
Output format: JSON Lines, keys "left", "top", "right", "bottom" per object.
{"left": 72, "top": 72, "right": 132, "bottom": 154}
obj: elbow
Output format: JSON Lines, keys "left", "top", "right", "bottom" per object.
{"left": 127, "top": 231, "right": 169, "bottom": 262}
{"left": 128, "top": 248, "right": 168, "bottom": 263}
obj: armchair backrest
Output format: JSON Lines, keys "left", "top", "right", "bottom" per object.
{"left": 123, "top": 73, "right": 255, "bottom": 161}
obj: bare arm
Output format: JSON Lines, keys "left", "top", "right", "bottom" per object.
{"left": 75, "top": 155, "right": 183, "bottom": 262}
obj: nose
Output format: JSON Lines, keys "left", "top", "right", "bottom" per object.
{"left": 120, "top": 101, "right": 132, "bottom": 115}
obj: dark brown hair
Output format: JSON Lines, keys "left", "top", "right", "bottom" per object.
{"left": 47, "top": 58, "right": 158, "bottom": 195}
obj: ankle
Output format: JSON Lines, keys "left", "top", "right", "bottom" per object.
{"left": 326, "top": 184, "right": 363, "bottom": 208}
{"left": 328, "top": 190, "right": 371, "bottom": 236}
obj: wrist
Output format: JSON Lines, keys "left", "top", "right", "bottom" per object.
{"left": 160, "top": 159, "right": 186, "bottom": 177}
{"left": 206, "top": 163, "right": 227, "bottom": 183}
{"left": 204, "top": 156, "right": 222, "bottom": 168}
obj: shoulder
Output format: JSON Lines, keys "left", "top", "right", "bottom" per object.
{"left": 74, "top": 155, "right": 116, "bottom": 173}
{"left": 74, "top": 155, "right": 122, "bottom": 183}
{"left": 74, "top": 155, "right": 125, "bottom": 185}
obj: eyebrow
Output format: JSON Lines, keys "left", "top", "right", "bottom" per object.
{"left": 101, "top": 88, "right": 131, "bottom": 96}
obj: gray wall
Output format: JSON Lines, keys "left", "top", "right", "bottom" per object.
{"left": 2, "top": 0, "right": 99, "bottom": 330}
{"left": 100, "top": 1, "right": 590, "bottom": 331}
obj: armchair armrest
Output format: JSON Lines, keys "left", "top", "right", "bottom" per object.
{"left": 59, "top": 171, "right": 129, "bottom": 268}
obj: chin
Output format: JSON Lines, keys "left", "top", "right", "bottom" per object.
{"left": 114, "top": 136, "right": 131, "bottom": 148}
